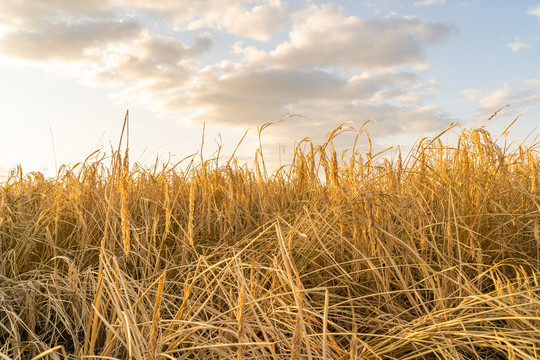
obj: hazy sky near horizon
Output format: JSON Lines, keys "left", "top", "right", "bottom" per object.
{"left": 1, "top": 0, "right": 540, "bottom": 178}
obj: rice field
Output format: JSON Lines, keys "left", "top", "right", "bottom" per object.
{"left": 1, "top": 113, "right": 540, "bottom": 359}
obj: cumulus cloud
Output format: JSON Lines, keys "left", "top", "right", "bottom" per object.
{"left": 85, "top": 32, "right": 213, "bottom": 99}
{"left": 0, "top": 0, "right": 456, "bottom": 161}
{"left": 525, "top": 78, "right": 540, "bottom": 86}
{"left": 455, "top": 2, "right": 471, "bottom": 10}
{"left": 508, "top": 41, "right": 530, "bottom": 52}
{"left": 115, "top": 0, "right": 289, "bottom": 41}
{"left": 186, "top": 0, "right": 289, "bottom": 41}
{"left": 527, "top": 5, "right": 540, "bottom": 20}
{"left": 0, "top": 0, "right": 282, "bottom": 65}
{"left": 235, "top": 3, "right": 455, "bottom": 70}
{"left": 461, "top": 85, "right": 540, "bottom": 131}
{"left": 155, "top": 59, "right": 449, "bottom": 145}
{"left": 462, "top": 88, "right": 510, "bottom": 110}
{"left": 0, "top": 19, "right": 143, "bottom": 62}
{"left": 0, "top": 0, "right": 111, "bottom": 21}
{"left": 0, "top": 0, "right": 145, "bottom": 62}
{"left": 0, "top": 0, "right": 214, "bottom": 92}
{"left": 413, "top": 0, "right": 447, "bottom": 8}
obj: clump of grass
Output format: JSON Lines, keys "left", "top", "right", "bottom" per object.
{"left": 1, "top": 111, "right": 540, "bottom": 359}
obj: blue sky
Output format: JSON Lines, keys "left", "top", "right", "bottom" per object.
{"left": 1, "top": 0, "right": 540, "bottom": 178}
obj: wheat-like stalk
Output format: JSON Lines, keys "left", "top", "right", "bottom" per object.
{"left": 1, "top": 113, "right": 540, "bottom": 359}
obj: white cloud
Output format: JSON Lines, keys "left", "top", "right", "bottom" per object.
{"left": 462, "top": 88, "right": 510, "bottom": 109}
{"left": 0, "top": 0, "right": 455, "bottom": 157}
{"left": 0, "top": 0, "right": 287, "bottom": 66}
{"left": 461, "top": 85, "right": 540, "bottom": 130}
{"left": 118, "top": 0, "right": 290, "bottom": 41}
{"left": 455, "top": 2, "right": 471, "bottom": 10}
{"left": 0, "top": 0, "right": 111, "bottom": 19}
{"left": 0, "top": 0, "right": 214, "bottom": 89}
{"left": 527, "top": 5, "right": 540, "bottom": 20}
{"left": 461, "top": 89, "right": 478, "bottom": 100}
{"left": 0, "top": 0, "right": 147, "bottom": 62}
{"left": 525, "top": 78, "right": 540, "bottom": 86}
{"left": 151, "top": 60, "right": 450, "bottom": 144}
{"left": 508, "top": 41, "right": 530, "bottom": 52}
{"left": 0, "top": 19, "right": 143, "bottom": 62}
{"left": 414, "top": 0, "right": 447, "bottom": 8}
{"left": 84, "top": 32, "right": 213, "bottom": 98}
{"left": 235, "top": 3, "right": 455, "bottom": 71}
{"left": 186, "top": 0, "right": 289, "bottom": 41}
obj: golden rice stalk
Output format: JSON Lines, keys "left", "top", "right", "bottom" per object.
{"left": 83, "top": 257, "right": 105, "bottom": 357}
{"left": 237, "top": 282, "right": 245, "bottom": 360}
{"left": 163, "top": 182, "right": 171, "bottom": 240}
{"left": 330, "top": 149, "right": 339, "bottom": 188}
{"left": 149, "top": 273, "right": 165, "bottom": 360}
{"left": 188, "top": 181, "right": 195, "bottom": 248}
{"left": 322, "top": 288, "right": 329, "bottom": 360}
{"left": 120, "top": 178, "right": 130, "bottom": 257}
{"left": 276, "top": 222, "right": 313, "bottom": 360}
{"left": 534, "top": 216, "right": 540, "bottom": 259}
{"left": 0, "top": 189, "right": 5, "bottom": 228}
{"left": 120, "top": 120, "right": 131, "bottom": 256}
{"left": 157, "top": 181, "right": 171, "bottom": 268}
{"left": 29, "top": 345, "right": 67, "bottom": 360}
{"left": 291, "top": 314, "right": 303, "bottom": 360}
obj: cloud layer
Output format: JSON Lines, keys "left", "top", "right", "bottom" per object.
{"left": 528, "top": 5, "right": 540, "bottom": 20}
{"left": 508, "top": 41, "right": 530, "bottom": 52}
{"left": 236, "top": 4, "right": 454, "bottom": 71}
{"left": 0, "top": 0, "right": 459, "bottom": 157}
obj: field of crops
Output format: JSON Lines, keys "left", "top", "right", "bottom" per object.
{"left": 1, "top": 116, "right": 540, "bottom": 359}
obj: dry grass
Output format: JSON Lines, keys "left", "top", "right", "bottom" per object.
{"left": 1, "top": 112, "right": 540, "bottom": 359}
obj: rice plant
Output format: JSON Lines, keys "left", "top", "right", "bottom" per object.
{"left": 1, "top": 111, "right": 540, "bottom": 359}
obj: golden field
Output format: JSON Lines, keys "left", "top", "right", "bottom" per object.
{"left": 1, "top": 115, "right": 540, "bottom": 359}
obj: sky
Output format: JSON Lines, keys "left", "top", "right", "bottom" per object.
{"left": 1, "top": 0, "right": 540, "bottom": 179}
